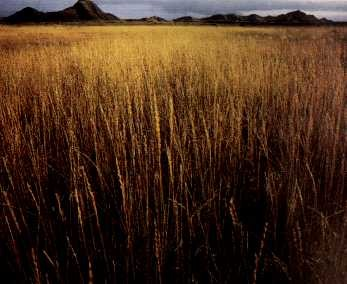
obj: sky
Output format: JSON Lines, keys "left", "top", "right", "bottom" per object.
{"left": 0, "top": 0, "right": 346, "bottom": 21}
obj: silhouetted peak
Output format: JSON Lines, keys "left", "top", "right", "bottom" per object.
{"left": 288, "top": 10, "right": 306, "bottom": 16}
{"left": 141, "top": 16, "right": 167, "bottom": 22}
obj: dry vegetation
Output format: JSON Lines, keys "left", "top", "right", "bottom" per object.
{"left": 0, "top": 25, "right": 346, "bottom": 283}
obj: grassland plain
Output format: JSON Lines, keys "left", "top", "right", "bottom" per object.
{"left": 0, "top": 25, "right": 346, "bottom": 283}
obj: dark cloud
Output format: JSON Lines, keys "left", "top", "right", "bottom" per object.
{"left": 1, "top": 0, "right": 346, "bottom": 20}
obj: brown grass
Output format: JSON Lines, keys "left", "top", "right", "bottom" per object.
{"left": 0, "top": 25, "right": 346, "bottom": 283}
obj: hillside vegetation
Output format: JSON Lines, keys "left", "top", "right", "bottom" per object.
{"left": 0, "top": 26, "right": 346, "bottom": 283}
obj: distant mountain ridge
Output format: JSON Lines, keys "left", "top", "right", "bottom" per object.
{"left": 140, "top": 16, "right": 167, "bottom": 23}
{"left": 198, "top": 10, "right": 333, "bottom": 25}
{"left": 3, "top": 1, "right": 336, "bottom": 25}
{"left": 173, "top": 16, "right": 199, "bottom": 23}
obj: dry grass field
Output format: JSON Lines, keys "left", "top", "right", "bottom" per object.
{"left": 0, "top": 25, "right": 346, "bottom": 283}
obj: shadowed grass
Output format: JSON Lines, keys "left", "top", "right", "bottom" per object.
{"left": 0, "top": 25, "right": 346, "bottom": 283}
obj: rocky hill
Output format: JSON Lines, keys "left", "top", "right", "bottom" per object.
{"left": 197, "top": 10, "right": 332, "bottom": 25}
{"left": 173, "top": 16, "right": 199, "bottom": 23}
{"left": 140, "top": 16, "right": 167, "bottom": 23}
{"left": 5, "top": 0, "right": 119, "bottom": 23}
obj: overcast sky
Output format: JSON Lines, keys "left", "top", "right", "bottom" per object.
{"left": 1, "top": 0, "right": 346, "bottom": 20}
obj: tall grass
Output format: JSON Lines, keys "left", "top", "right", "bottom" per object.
{"left": 0, "top": 25, "right": 346, "bottom": 283}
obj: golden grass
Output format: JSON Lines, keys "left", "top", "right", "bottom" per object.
{"left": 0, "top": 25, "right": 346, "bottom": 283}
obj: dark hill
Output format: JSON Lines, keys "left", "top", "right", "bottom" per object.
{"left": 273, "top": 10, "right": 323, "bottom": 25}
{"left": 47, "top": 0, "right": 119, "bottom": 22}
{"left": 202, "top": 14, "right": 233, "bottom": 23}
{"left": 201, "top": 10, "right": 332, "bottom": 25}
{"left": 245, "top": 14, "right": 266, "bottom": 24}
{"left": 173, "top": 16, "right": 199, "bottom": 22}
{"left": 5, "top": 0, "right": 119, "bottom": 23}
{"left": 6, "top": 7, "right": 45, "bottom": 23}
{"left": 140, "top": 16, "right": 167, "bottom": 23}
{"left": 201, "top": 14, "right": 265, "bottom": 24}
